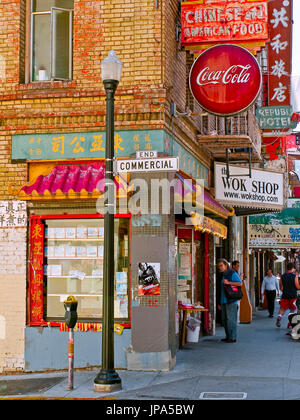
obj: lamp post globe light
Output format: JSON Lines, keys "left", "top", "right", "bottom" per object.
{"left": 94, "top": 50, "right": 123, "bottom": 393}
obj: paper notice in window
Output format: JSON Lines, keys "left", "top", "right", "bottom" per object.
{"left": 178, "top": 279, "right": 187, "bottom": 286}
{"left": 69, "top": 270, "right": 86, "bottom": 281}
{"left": 179, "top": 243, "right": 191, "bottom": 254}
{"left": 116, "top": 272, "right": 127, "bottom": 283}
{"left": 114, "top": 300, "right": 121, "bottom": 318}
{"left": 51, "top": 265, "right": 62, "bottom": 276}
{"left": 178, "top": 268, "right": 191, "bottom": 277}
{"left": 180, "top": 255, "right": 191, "bottom": 268}
{"left": 65, "top": 246, "right": 76, "bottom": 257}
{"left": 178, "top": 285, "right": 190, "bottom": 292}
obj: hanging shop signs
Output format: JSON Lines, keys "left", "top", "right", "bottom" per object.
{"left": 249, "top": 207, "right": 300, "bottom": 228}
{"left": 214, "top": 162, "right": 284, "bottom": 210}
{"left": 256, "top": 106, "right": 297, "bottom": 130}
{"left": 189, "top": 44, "right": 262, "bottom": 116}
{"left": 249, "top": 224, "right": 300, "bottom": 249}
{"left": 267, "top": 0, "right": 292, "bottom": 108}
{"left": 249, "top": 208, "right": 300, "bottom": 249}
{"left": 116, "top": 157, "right": 179, "bottom": 173}
{"left": 261, "top": 0, "right": 293, "bottom": 158}
{"left": 181, "top": 0, "right": 268, "bottom": 45}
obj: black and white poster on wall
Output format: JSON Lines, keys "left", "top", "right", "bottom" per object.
{"left": 138, "top": 262, "right": 160, "bottom": 296}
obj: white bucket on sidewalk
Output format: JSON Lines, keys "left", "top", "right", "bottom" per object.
{"left": 186, "top": 318, "right": 201, "bottom": 343}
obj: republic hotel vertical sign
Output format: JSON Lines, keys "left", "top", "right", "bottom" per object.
{"left": 181, "top": 0, "right": 269, "bottom": 45}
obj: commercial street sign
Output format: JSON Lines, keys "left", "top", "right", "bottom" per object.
{"left": 214, "top": 162, "right": 284, "bottom": 211}
{"left": 181, "top": 0, "right": 268, "bottom": 45}
{"left": 189, "top": 44, "right": 262, "bottom": 116}
{"left": 256, "top": 106, "right": 297, "bottom": 129}
{"left": 116, "top": 157, "right": 179, "bottom": 173}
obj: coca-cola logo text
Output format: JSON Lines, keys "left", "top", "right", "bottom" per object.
{"left": 189, "top": 44, "right": 262, "bottom": 116}
{"left": 196, "top": 65, "right": 251, "bottom": 86}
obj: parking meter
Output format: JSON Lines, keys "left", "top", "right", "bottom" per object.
{"left": 64, "top": 296, "right": 78, "bottom": 329}
{"left": 64, "top": 296, "right": 78, "bottom": 390}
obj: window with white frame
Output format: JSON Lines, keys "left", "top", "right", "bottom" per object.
{"left": 31, "top": 0, "right": 73, "bottom": 82}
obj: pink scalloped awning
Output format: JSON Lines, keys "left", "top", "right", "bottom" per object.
{"left": 19, "top": 163, "right": 129, "bottom": 199}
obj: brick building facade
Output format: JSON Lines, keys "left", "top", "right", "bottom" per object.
{"left": 0, "top": 0, "right": 235, "bottom": 372}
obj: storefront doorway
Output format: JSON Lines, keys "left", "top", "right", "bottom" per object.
{"left": 176, "top": 226, "right": 205, "bottom": 306}
{"left": 176, "top": 225, "right": 208, "bottom": 339}
{"left": 215, "top": 238, "right": 225, "bottom": 325}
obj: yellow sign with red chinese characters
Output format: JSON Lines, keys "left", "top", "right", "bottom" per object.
{"left": 190, "top": 213, "right": 227, "bottom": 239}
{"left": 59, "top": 322, "right": 124, "bottom": 335}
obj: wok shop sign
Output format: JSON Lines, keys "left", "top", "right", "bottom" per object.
{"left": 214, "top": 163, "right": 284, "bottom": 211}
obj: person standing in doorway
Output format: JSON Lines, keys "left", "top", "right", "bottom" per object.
{"left": 276, "top": 263, "right": 300, "bottom": 328}
{"left": 232, "top": 260, "right": 243, "bottom": 280}
{"left": 261, "top": 268, "right": 280, "bottom": 318}
{"left": 217, "top": 259, "right": 242, "bottom": 343}
{"left": 232, "top": 260, "right": 243, "bottom": 325}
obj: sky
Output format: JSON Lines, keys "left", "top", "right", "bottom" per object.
{"left": 293, "top": 0, "right": 300, "bottom": 76}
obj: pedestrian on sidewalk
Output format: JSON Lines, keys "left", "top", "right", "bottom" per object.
{"left": 276, "top": 263, "right": 300, "bottom": 328}
{"left": 217, "top": 259, "right": 242, "bottom": 343}
{"left": 232, "top": 260, "right": 244, "bottom": 280}
{"left": 261, "top": 268, "right": 280, "bottom": 318}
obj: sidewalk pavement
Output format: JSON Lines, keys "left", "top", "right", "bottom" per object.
{"left": 2, "top": 303, "right": 300, "bottom": 400}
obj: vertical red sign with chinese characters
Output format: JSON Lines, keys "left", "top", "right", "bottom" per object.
{"left": 29, "top": 217, "right": 44, "bottom": 325}
{"left": 264, "top": 0, "right": 293, "bottom": 160}
{"left": 268, "top": 0, "right": 292, "bottom": 107}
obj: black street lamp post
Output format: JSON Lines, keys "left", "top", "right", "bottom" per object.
{"left": 94, "top": 51, "right": 122, "bottom": 393}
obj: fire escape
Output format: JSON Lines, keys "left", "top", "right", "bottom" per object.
{"left": 196, "top": 106, "right": 262, "bottom": 166}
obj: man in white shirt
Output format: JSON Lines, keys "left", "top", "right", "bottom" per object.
{"left": 261, "top": 268, "right": 280, "bottom": 318}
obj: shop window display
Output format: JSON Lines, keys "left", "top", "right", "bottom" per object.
{"left": 177, "top": 238, "right": 193, "bottom": 304}
{"left": 29, "top": 216, "right": 130, "bottom": 324}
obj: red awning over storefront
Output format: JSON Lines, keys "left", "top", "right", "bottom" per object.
{"left": 175, "top": 173, "right": 232, "bottom": 219}
{"left": 18, "top": 164, "right": 232, "bottom": 222}
{"left": 18, "top": 163, "right": 130, "bottom": 200}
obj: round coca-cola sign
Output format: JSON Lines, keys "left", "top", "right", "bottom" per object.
{"left": 189, "top": 44, "right": 262, "bottom": 116}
